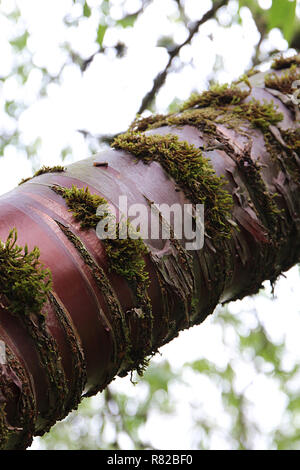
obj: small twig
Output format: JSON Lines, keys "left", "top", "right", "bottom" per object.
{"left": 77, "top": 128, "right": 121, "bottom": 145}
{"left": 79, "top": 0, "right": 152, "bottom": 72}
{"left": 252, "top": 29, "right": 266, "bottom": 67}
{"left": 93, "top": 161, "right": 108, "bottom": 167}
{"left": 137, "top": 0, "right": 229, "bottom": 114}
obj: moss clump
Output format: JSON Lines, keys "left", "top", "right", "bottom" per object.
{"left": 33, "top": 165, "right": 65, "bottom": 177}
{"left": 19, "top": 165, "right": 65, "bottom": 185}
{"left": 179, "top": 83, "right": 251, "bottom": 111}
{"left": 237, "top": 152, "right": 282, "bottom": 239}
{"left": 130, "top": 107, "right": 222, "bottom": 135}
{"left": 104, "top": 221, "right": 150, "bottom": 298}
{"left": 52, "top": 185, "right": 150, "bottom": 305}
{"left": 271, "top": 54, "right": 300, "bottom": 70}
{"left": 112, "top": 132, "right": 233, "bottom": 240}
{"left": 282, "top": 128, "right": 300, "bottom": 150}
{"left": 129, "top": 114, "right": 167, "bottom": 132}
{"left": 53, "top": 184, "right": 153, "bottom": 377}
{"left": 265, "top": 65, "right": 300, "bottom": 94}
{"left": 233, "top": 99, "right": 284, "bottom": 132}
{"left": 0, "top": 228, "right": 52, "bottom": 317}
{"left": 0, "top": 405, "right": 10, "bottom": 449}
{"left": 234, "top": 68, "right": 259, "bottom": 84}
{"left": 52, "top": 185, "right": 108, "bottom": 229}
{"left": 128, "top": 82, "right": 251, "bottom": 135}
{"left": 280, "top": 128, "right": 300, "bottom": 178}
{"left": 130, "top": 95, "right": 283, "bottom": 140}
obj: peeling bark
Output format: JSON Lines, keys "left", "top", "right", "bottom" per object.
{"left": 0, "top": 57, "right": 300, "bottom": 449}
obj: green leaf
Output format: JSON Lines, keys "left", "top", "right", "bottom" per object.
{"left": 117, "top": 13, "right": 138, "bottom": 28}
{"left": 10, "top": 30, "right": 29, "bottom": 51}
{"left": 143, "top": 361, "right": 176, "bottom": 394}
{"left": 96, "top": 23, "right": 107, "bottom": 47}
{"left": 238, "top": 0, "right": 260, "bottom": 15}
{"left": 287, "top": 394, "right": 300, "bottom": 412}
{"left": 101, "top": 0, "right": 109, "bottom": 16}
{"left": 267, "top": 0, "right": 296, "bottom": 42}
{"left": 83, "top": 1, "right": 91, "bottom": 17}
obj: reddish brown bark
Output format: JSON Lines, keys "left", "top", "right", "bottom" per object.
{"left": 0, "top": 60, "right": 300, "bottom": 449}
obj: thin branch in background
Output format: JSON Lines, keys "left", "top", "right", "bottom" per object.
{"left": 77, "top": 128, "right": 120, "bottom": 146}
{"left": 251, "top": 14, "right": 267, "bottom": 67}
{"left": 78, "top": 0, "right": 229, "bottom": 146}
{"left": 252, "top": 32, "right": 266, "bottom": 67}
{"left": 79, "top": 0, "right": 152, "bottom": 72}
{"left": 137, "top": 0, "right": 230, "bottom": 115}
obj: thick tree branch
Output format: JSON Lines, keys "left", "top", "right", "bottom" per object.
{"left": 1, "top": 54, "right": 300, "bottom": 450}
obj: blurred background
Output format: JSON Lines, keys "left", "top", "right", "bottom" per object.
{"left": 0, "top": 0, "right": 300, "bottom": 450}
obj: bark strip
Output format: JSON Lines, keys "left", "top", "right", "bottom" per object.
{"left": 1, "top": 54, "right": 300, "bottom": 449}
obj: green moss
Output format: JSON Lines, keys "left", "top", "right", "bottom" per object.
{"left": 233, "top": 99, "right": 283, "bottom": 132}
{"left": 280, "top": 128, "right": 300, "bottom": 179}
{"left": 52, "top": 185, "right": 150, "bottom": 306}
{"left": 52, "top": 184, "right": 108, "bottom": 229}
{"left": 105, "top": 221, "right": 150, "bottom": 301}
{"left": 179, "top": 83, "right": 251, "bottom": 111}
{"left": 236, "top": 151, "right": 282, "bottom": 239}
{"left": 112, "top": 132, "right": 233, "bottom": 240}
{"left": 129, "top": 82, "right": 251, "bottom": 135}
{"left": 54, "top": 221, "right": 130, "bottom": 378}
{"left": 0, "top": 404, "right": 9, "bottom": 449}
{"left": 125, "top": 92, "right": 284, "bottom": 250}
{"left": 19, "top": 165, "right": 65, "bottom": 185}
{"left": 265, "top": 65, "right": 300, "bottom": 94}
{"left": 234, "top": 68, "right": 259, "bottom": 84}
{"left": 130, "top": 108, "right": 222, "bottom": 135}
{"left": 52, "top": 184, "right": 153, "bottom": 377}
{"left": 271, "top": 54, "right": 300, "bottom": 70}
{"left": 282, "top": 128, "right": 300, "bottom": 150}
{"left": 34, "top": 165, "right": 65, "bottom": 177}
{"left": 129, "top": 114, "right": 167, "bottom": 132}
{"left": 0, "top": 228, "right": 52, "bottom": 317}
{"left": 263, "top": 127, "right": 300, "bottom": 180}
{"left": 130, "top": 95, "right": 283, "bottom": 141}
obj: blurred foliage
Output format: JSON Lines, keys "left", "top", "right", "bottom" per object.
{"left": 37, "top": 293, "right": 300, "bottom": 450}
{"left": 239, "top": 0, "right": 297, "bottom": 42}
{"left": 0, "top": 0, "right": 300, "bottom": 163}
{"left": 0, "top": 0, "right": 300, "bottom": 450}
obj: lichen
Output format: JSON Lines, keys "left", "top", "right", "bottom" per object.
{"left": 0, "top": 228, "right": 52, "bottom": 317}
{"left": 112, "top": 132, "right": 233, "bottom": 240}
{"left": 19, "top": 165, "right": 65, "bottom": 185}
{"left": 271, "top": 54, "right": 300, "bottom": 70}
{"left": 265, "top": 65, "right": 300, "bottom": 94}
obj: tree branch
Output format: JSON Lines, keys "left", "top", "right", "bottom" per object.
{"left": 137, "top": 0, "right": 229, "bottom": 115}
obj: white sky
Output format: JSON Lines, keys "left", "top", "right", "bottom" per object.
{"left": 0, "top": 0, "right": 299, "bottom": 450}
